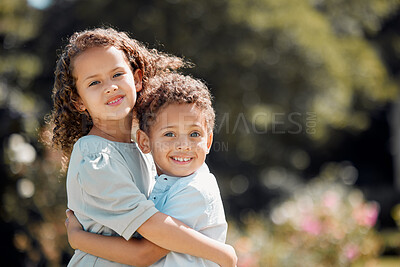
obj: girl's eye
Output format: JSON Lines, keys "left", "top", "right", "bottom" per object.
{"left": 113, "top": 73, "right": 123, "bottom": 78}
{"left": 165, "top": 132, "right": 175, "bottom": 137}
{"left": 190, "top": 132, "right": 200, "bottom": 137}
{"left": 89, "top": 81, "right": 100, "bottom": 87}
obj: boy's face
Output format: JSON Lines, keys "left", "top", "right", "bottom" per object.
{"left": 138, "top": 103, "right": 213, "bottom": 177}
{"left": 72, "top": 46, "right": 142, "bottom": 124}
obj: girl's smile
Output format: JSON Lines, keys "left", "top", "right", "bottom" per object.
{"left": 106, "top": 95, "right": 125, "bottom": 106}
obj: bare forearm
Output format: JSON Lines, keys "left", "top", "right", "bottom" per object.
{"left": 69, "top": 230, "right": 168, "bottom": 266}
{"left": 137, "top": 212, "right": 236, "bottom": 267}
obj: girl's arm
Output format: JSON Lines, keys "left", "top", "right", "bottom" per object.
{"left": 66, "top": 209, "right": 168, "bottom": 266}
{"left": 66, "top": 210, "right": 237, "bottom": 267}
{"left": 137, "top": 212, "right": 237, "bottom": 267}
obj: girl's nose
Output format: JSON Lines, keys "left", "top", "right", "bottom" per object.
{"left": 105, "top": 84, "right": 118, "bottom": 94}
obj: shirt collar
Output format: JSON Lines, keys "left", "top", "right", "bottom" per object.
{"left": 156, "top": 163, "right": 209, "bottom": 180}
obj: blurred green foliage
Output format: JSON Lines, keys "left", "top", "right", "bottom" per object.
{"left": 1, "top": 0, "right": 400, "bottom": 266}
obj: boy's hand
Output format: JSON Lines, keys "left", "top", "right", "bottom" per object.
{"left": 65, "top": 209, "right": 83, "bottom": 249}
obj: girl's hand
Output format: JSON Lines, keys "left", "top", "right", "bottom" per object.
{"left": 65, "top": 209, "right": 83, "bottom": 249}
{"left": 220, "top": 244, "right": 238, "bottom": 267}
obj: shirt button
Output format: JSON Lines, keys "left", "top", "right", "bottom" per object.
{"left": 153, "top": 197, "right": 156, "bottom": 199}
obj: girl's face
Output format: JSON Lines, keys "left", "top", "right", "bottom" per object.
{"left": 72, "top": 46, "right": 141, "bottom": 125}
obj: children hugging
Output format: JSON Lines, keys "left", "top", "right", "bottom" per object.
{"left": 49, "top": 27, "right": 237, "bottom": 266}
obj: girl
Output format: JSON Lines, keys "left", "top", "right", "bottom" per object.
{"left": 49, "top": 27, "right": 236, "bottom": 267}
{"left": 66, "top": 73, "right": 228, "bottom": 266}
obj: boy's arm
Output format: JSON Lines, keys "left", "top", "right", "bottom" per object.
{"left": 66, "top": 209, "right": 168, "bottom": 266}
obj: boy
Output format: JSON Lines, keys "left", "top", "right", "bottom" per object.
{"left": 66, "top": 73, "right": 230, "bottom": 266}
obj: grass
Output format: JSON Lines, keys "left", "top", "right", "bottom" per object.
{"left": 351, "top": 257, "right": 400, "bottom": 267}
{"left": 376, "top": 257, "right": 400, "bottom": 267}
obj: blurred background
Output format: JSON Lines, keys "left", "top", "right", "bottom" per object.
{"left": 1, "top": 0, "right": 400, "bottom": 266}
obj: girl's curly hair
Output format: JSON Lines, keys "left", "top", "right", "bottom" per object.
{"left": 47, "top": 27, "right": 188, "bottom": 159}
{"left": 136, "top": 73, "right": 215, "bottom": 135}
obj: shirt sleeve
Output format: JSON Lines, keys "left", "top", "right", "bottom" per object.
{"left": 77, "top": 151, "right": 158, "bottom": 240}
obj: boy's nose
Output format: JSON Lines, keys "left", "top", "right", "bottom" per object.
{"left": 176, "top": 138, "right": 190, "bottom": 151}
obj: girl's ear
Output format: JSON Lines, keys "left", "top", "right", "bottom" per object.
{"left": 206, "top": 132, "right": 213, "bottom": 154}
{"left": 73, "top": 97, "right": 86, "bottom": 113}
{"left": 136, "top": 129, "right": 151, "bottom": 154}
{"left": 133, "top": 69, "right": 143, "bottom": 92}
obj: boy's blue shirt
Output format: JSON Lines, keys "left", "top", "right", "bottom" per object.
{"left": 149, "top": 163, "right": 227, "bottom": 267}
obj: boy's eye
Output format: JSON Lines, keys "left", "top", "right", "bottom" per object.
{"left": 113, "top": 73, "right": 123, "bottom": 78}
{"left": 190, "top": 132, "right": 201, "bottom": 137}
{"left": 89, "top": 81, "right": 100, "bottom": 87}
{"left": 164, "top": 132, "right": 175, "bottom": 137}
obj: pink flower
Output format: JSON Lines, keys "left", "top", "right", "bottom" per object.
{"left": 344, "top": 243, "right": 360, "bottom": 260}
{"left": 237, "top": 256, "right": 259, "bottom": 267}
{"left": 301, "top": 216, "right": 322, "bottom": 235}
{"left": 323, "top": 191, "right": 339, "bottom": 210}
{"left": 353, "top": 202, "right": 379, "bottom": 227}
{"left": 234, "top": 237, "right": 259, "bottom": 267}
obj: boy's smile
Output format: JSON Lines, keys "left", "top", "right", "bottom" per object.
{"left": 140, "top": 103, "right": 213, "bottom": 177}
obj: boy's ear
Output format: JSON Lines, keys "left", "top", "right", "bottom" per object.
{"left": 133, "top": 69, "right": 143, "bottom": 93}
{"left": 206, "top": 132, "right": 213, "bottom": 154}
{"left": 136, "top": 129, "right": 151, "bottom": 154}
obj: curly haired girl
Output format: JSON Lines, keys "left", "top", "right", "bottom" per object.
{"left": 48, "top": 27, "right": 236, "bottom": 267}
{"left": 49, "top": 27, "right": 186, "bottom": 158}
{"left": 65, "top": 73, "right": 232, "bottom": 267}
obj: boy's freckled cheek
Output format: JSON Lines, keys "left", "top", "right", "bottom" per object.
{"left": 197, "top": 139, "right": 207, "bottom": 146}
{"left": 153, "top": 142, "right": 173, "bottom": 153}
{"left": 193, "top": 142, "right": 202, "bottom": 148}
{"left": 197, "top": 143, "right": 204, "bottom": 148}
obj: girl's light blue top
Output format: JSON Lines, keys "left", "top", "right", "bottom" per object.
{"left": 67, "top": 135, "right": 158, "bottom": 267}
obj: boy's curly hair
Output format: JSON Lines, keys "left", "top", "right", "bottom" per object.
{"left": 47, "top": 27, "right": 188, "bottom": 158}
{"left": 136, "top": 73, "right": 215, "bottom": 135}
